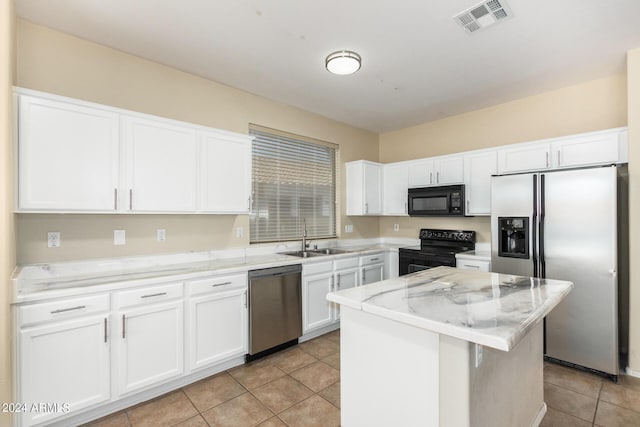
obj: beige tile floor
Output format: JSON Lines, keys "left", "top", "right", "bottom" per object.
{"left": 86, "top": 330, "right": 640, "bottom": 427}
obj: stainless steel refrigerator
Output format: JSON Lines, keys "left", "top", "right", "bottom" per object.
{"left": 491, "top": 165, "right": 627, "bottom": 378}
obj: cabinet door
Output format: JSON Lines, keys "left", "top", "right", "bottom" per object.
{"left": 408, "top": 159, "right": 434, "bottom": 187}
{"left": 361, "top": 264, "right": 384, "bottom": 286}
{"left": 464, "top": 151, "right": 497, "bottom": 216}
{"left": 434, "top": 155, "right": 464, "bottom": 184}
{"left": 187, "top": 288, "right": 248, "bottom": 371}
{"left": 122, "top": 116, "right": 198, "bottom": 212}
{"left": 382, "top": 163, "right": 409, "bottom": 215}
{"left": 497, "top": 143, "right": 551, "bottom": 174}
{"left": 302, "top": 272, "right": 334, "bottom": 333}
{"left": 200, "top": 132, "right": 252, "bottom": 213}
{"left": 117, "top": 300, "right": 184, "bottom": 395}
{"left": 552, "top": 131, "right": 623, "bottom": 168}
{"left": 19, "top": 316, "right": 110, "bottom": 426}
{"left": 18, "top": 95, "right": 119, "bottom": 211}
{"left": 363, "top": 162, "right": 382, "bottom": 215}
{"left": 334, "top": 267, "right": 359, "bottom": 320}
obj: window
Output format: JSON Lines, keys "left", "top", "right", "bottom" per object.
{"left": 249, "top": 125, "right": 337, "bottom": 243}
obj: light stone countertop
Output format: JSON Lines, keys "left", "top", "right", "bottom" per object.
{"left": 327, "top": 266, "right": 573, "bottom": 351}
{"left": 12, "top": 241, "right": 408, "bottom": 303}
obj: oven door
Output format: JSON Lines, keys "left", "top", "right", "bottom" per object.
{"left": 399, "top": 250, "right": 456, "bottom": 276}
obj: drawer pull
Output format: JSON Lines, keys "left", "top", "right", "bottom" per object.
{"left": 212, "top": 281, "right": 232, "bottom": 287}
{"left": 463, "top": 264, "right": 480, "bottom": 269}
{"left": 50, "top": 305, "right": 86, "bottom": 314}
{"left": 104, "top": 318, "right": 108, "bottom": 343}
{"left": 122, "top": 314, "right": 126, "bottom": 339}
{"left": 370, "top": 258, "right": 379, "bottom": 262}
{"left": 140, "top": 292, "right": 167, "bottom": 299}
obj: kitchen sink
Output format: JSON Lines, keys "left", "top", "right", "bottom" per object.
{"left": 282, "top": 251, "right": 326, "bottom": 258}
{"left": 311, "top": 248, "right": 351, "bottom": 255}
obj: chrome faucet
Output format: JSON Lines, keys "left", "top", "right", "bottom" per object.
{"left": 301, "top": 218, "right": 309, "bottom": 252}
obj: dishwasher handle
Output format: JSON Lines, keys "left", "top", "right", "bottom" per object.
{"left": 248, "top": 264, "right": 302, "bottom": 279}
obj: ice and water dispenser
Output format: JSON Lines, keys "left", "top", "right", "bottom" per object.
{"left": 498, "top": 217, "right": 529, "bottom": 258}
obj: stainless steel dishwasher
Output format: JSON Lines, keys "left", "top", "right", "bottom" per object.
{"left": 247, "top": 264, "right": 302, "bottom": 360}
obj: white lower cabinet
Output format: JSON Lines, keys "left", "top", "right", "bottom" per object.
{"left": 115, "top": 284, "right": 184, "bottom": 396}
{"left": 17, "top": 295, "right": 111, "bottom": 427}
{"left": 186, "top": 274, "right": 248, "bottom": 371}
{"left": 360, "top": 252, "right": 385, "bottom": 286}
{"left": 302, "top": 261, "right": 335, "bottom": 333}
{"left": 333, "top": 257, "right": 359, "bottom": 320}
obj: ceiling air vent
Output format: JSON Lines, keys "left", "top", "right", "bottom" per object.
{"left": 453, "top": 0, "right": 513, "bottom": 34}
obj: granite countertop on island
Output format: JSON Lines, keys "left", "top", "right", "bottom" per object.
{"left": 327, "top": 266, "right": 573, "bottom": 351}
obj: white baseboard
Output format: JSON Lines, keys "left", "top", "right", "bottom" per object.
{"left": 531, "top": 402, "right": 547, "bottom": 427}
{"left": 299, "top": 323, "right": 340, "bottom": 342}
{"left": 625, "top": 366, "right": 640, "bottom": 378}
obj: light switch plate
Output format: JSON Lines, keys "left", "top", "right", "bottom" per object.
{"left": 236, "top": 227, "right": 244, "bottom": 238}
{"left": 345, "top": 224, "right": 353, "bottom": 233}
{"left": 114, "top": 230, "right": 126, "bottom": 245}
{"left": 393, "top": 224, "right": 399, "bottom": 232}
{"left": 47, "top": 232, "right": 61, "bottom": 248}
{"left": 157, "top": 229, "right": 166, "bottom": 242}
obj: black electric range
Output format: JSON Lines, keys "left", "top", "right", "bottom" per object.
{"left": 398, "top": 229, "right": 476, "bottom": 276}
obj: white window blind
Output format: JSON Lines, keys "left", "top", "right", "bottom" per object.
{"left": 250, "top": 126, "right": 337, "bottom": 243}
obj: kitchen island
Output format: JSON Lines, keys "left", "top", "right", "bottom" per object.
{"left": 327, "top": 266, "right": 573, "bottom": 427}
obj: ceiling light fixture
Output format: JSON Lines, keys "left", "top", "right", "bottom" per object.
{"left": 325, "top": 50, "right": 361, "bottom": 75}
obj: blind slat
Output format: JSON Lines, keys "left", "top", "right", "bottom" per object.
{"left": 250, "top": 128, "right": 337, "bottom": 243}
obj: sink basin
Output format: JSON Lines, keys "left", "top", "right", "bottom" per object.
{"left": 311, "top": 248, "right": 351, "bottom": 255}
{"left": 282, "top": 251, "right": 326, "bottom": 258}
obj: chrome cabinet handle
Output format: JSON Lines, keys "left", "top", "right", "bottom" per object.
{"left": 212, "top": 281, "right": 232, "bottom": 288}
{"left": 437, "top": 171, "right": 440, "bottom": 183}
{"left": 365, "top": 203, "right": 369, "bottom": 214}
{"left": 141, "top": 292, "right": 167, "bottom": 299}
{"left": 545, "top": 152, "right": 549, "bottom": 168}
{"left": 247, "top": 197, "right": 251, "bottom": 211}
{"left": 557, "top": 150, "right": 561, "bottom": 166}
{"left": 114, "top": 188, "right": 118, "bottom": 210}
{"left": 51, "top": 305, "right": 85, "bottom": 314}
{"left": 370, "top": 258, "right": 379, "bottom": 262}
{"left": 404, "top": 202, "right": 407, "bottom": 214}
{"left": 337, "top": 274, "right": 341, "bottom": 289}
{"left": 467, "top": 199, "right": 470, "bottom": 213}
{"left": 122, "top": 314, "right": 126, "bottom": 339}
{"left": 244, "top": 290, "right": 248, "bottom": 308}
{"left": 331, "top": 276, "right": 335, "bottom": 291}
{"left": 104, "top": 318, "right": 108, "bottom": 343}
{"left": 362, "top": 268, "right": 366, "bottom": 281}
{"left": 429, "top": 172, "right": 433, "bottom": 184}
{"left": 464, "top": 264, "right": 480, "bottom": 269}
{"left": 129, "top": 189, "right": 133, "bottom": 210}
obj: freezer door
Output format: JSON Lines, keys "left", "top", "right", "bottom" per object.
{"left": 491, "top": 173, "right": 536, "bottom": 277}
{"left": 543, "top": 166, "right": 618, "bottom": 375}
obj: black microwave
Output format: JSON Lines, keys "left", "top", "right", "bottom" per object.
{"left": 408, "top": 185, "right": 465, "bottom": 216}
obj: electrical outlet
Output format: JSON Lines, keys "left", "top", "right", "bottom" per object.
{"left": 114, "top": 230, "right": 126, "bottom": 245}
{"left": 475, "top": 343, "right": 484, "bottom": 368}
{"left": 393, "top": 224, "right": 399, "bottom": 232}
{"left": 157, "top": 229, "right": 166, "bottom": 242}
{"left": 345, "top": 224, "right": 353, "bottom": 233}
{"left": 47, "top": 232, "right": 61, "bottom": 248}
{"left": 236, "top": 227, "right": 244, "bottom": 238}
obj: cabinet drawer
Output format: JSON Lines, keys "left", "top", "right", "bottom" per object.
{"left": 116, "top": 282, "right": 183, "bottom": 309}
{"left": 187, "top": 273, "right": 247, "bottom": 296}
{"left": 303, "top": 261, "right": 333, "bottom": 276}
{"left": 19, "top": 294, "right": 110, "bottom": 326}
{"left": 334, "top": 256, "right": 359, "bottom": 270}
{"left": 456, "top": 259, "right": 491, "bottom": 272}
{"left": 360, "top": 253, "right": 384, "bottom": 266}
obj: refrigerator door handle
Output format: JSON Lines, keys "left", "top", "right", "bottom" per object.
{"left": 532, "top": 174, "right": 538, "bottom": 277}
{"left": 539, "top": 174, "right": 546, "bottom": 278}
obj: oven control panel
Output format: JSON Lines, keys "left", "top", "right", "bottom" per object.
{"left": 419, "top": 229, "right": 475, "bottom": 243}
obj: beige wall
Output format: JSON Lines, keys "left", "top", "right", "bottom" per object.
{"left": 378, "top": 74, "right": 628, "bottom": 244}
{"left": 627, "top": 49, "right": 640, "bottom": 372}
{"left": 1, "top": 1, "right": 16, "bottom": 425}
{"left": 15, "top": 20, "right": 379, "bottom": 264}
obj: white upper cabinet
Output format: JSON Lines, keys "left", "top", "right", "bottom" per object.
{"left": 121, "top": 116, "right": 199, "bottom": 213}
{"left": 434, "top": 155, "right": 464, "bottom": 185}
{"left": 408, "top": 159, "right": 434, "bottom": 187}
{"left": 407, "top": 155, "right": 463, "bottom": 187}
{"left": 463, "top": 151, "right": 497, "bottom": 216}
{"left": 382, "top": 163, "right": 409, "bottom": 215}
{"left": 346, "top": 160, "right": 382, "bottom": 215}
{"left": 18, "top": 94, "right": 120, "bottom": 211}
{"left": 200, "top": 130, "right": 252, "bottom": 213}
{"left": 551, "top": 128, "right": 627, "bottom": 168}
{"left": 497, "top": 143, "right": 551, "bottom": 174}
{"left": 16, "top": 88, "right": 254, "bottom": 214}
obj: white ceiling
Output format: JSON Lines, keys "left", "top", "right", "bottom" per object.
{"left": 15, "top": 0, "right": 640, "bottom": 133}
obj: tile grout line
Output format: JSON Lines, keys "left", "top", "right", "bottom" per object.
{"left": 592, "top": 380, "right": 603, "bottom": 426}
